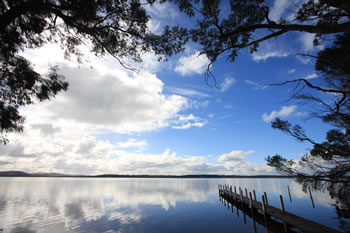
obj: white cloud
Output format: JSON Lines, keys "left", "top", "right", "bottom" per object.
{"left": 252, "top": 50, "right": 290, "bottom": 61}
{"left": 299, "top": 33, "right": 325, "bottom": 52}
{"left": 269, "top": 0, "right": 292, "bottom": 21}
{"left": 172, "top": 114, "right": 207, "bottom": 130}
{"left": 262, "top": 105, "right": 297, "bottom": 122}
{"left": 0, "top": 133, "right": 276, "bottom": 175}
{"left": 218, "top": 150, "right": 255, "bottom": 163}
{"left": 304, "top": 73, "right": 318, "bottom": 80}
{"left": 28, "top": 64, "right": 189, "bottom": 134}
{"left": 245, "top": 80, "right": 268, "bottom": 90}
{"left": 145, "top": 1, "right": 178, "bottom": 19}
{"left": 166, "top": 87, "right": 210, "bottom": 98}
{"left": 116, "top": 139, "right": 148, "bottom": 149}
{"left": 217, "top": 150, "right": 276, "bottom": 174}
{"left": 251, "top": 32, "right": 291, "bottom": 62}
{"left": 288, "top": 68, "right": 296, "bottom": 74}
{"left": 174, "top": 51, "right": 210, "bottom": 76}
{"left": 220, "top": 77, "right": 236, "bottom": 92}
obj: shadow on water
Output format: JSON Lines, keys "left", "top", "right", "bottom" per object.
{"left": 219, "top": 194, "right": 298, "bottom": 233}
{"left": 295, "top": 177, "right": 350, "bottom": 233}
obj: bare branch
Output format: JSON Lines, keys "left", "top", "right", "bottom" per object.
{"left": 269, "top": 78, "right": 350, "bottom": 95}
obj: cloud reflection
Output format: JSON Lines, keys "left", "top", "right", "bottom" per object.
{"left": 0, "top": 178, "right": 338, "bottom": 233}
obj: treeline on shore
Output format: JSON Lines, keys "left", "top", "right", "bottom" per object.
{"left": 0, "top": 171, "right": 294, "bottom": 178}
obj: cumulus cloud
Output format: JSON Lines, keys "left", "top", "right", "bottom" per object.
{"left": 31, "top": 123, "right": 61, "bottom": 136}
{"left": 116, "top": 139, "right": 148, "bottom": 149}
{"left": 0, "top": 122, "right": 274, "bottom": 176}
{"left": 217, "top": 150, "right": 276, "bottom": 175}
{"left": 2, "top": 33, "right": 278, "bottom": 177}
{"left": 262, "top": 105, "right": 297, "bottom": 122}
{"left": 220, "top": 77, "right": 236, "bottom": 92}
{"left": 30, "top": 64, "right": 190, "bottom": 134}
{"left": 218, "top": 150, "right": 255, "bottom": 163}
{"left": 172, "top": 114, "right": 207, "bottom": 130}
{"left": 174, "top": 51, "right": 210, "bottom": 76}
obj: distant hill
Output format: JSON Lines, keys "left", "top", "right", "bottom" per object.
{"left": 0, "top": 171, "right": 294, "bottom": 178}
{"left": 0, "top": 171, "right": 67, "bottom": 177}
{"left": 0, "top": 171, "right": 33, "bottom": 176}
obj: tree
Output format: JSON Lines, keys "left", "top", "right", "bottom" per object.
{"left": 171, "top": 0, "right": 350, "bottom": 78}
{"left": 266, "top": 32, "right": 350, "bottom": 181}
{"left": 265, "top": 32, "right": 350, "bottom": 230}
{"left": 170, "top": 1, "right": 350, "bottom": 224}
{"left": 0, "top": 0, "right": 188, "bottom": 144}
{"left": 169, "top": 0, "right": 350, "bottom": 175}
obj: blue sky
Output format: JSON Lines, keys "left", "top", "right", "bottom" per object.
{"left": 0, "top": 0, "right": 333, "bottom": 175}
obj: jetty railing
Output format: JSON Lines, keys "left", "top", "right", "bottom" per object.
{"left": 218, "top": 184, "right": 340, "bottom": 233}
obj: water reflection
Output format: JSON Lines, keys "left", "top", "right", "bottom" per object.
{"left": 0, "top": 178, "right": 346, "bottom": 233}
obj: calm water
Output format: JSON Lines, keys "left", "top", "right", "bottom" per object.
{"left": 0, "top": 177, "right": 348, "bottom": 233}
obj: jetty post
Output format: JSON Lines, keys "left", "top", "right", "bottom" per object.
{"left": 287, "top": 185, "right": 292, "bottom": 202}
{"left": 309, "top": 187, "right": 315, "bottom": 208}
{"left": 264, "top": 192, "right": 269, "bottom": 206}
{"left": 279, "top": 195, "right": 288, "bottom": 233}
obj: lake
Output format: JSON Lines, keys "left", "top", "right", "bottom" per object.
{"left": 0, "top": 177, "right": 348, "bottom": 233}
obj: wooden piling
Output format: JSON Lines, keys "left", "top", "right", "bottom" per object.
{"left": 240, "top": 189, "right": 243, "bottom": 200}
{"left": 234, "top": 186, "right": 238, "bottom": 207}
{"left": 264, "top": 192, "right": 269, "bottom": 206}
{"left": 309, "top": 187, "right": 315, "bottom": 208}
{"left": 262, "top": 195, "right": 267, "bottom": 215}
{"left": 262, "top": 195, "right": 269, "bottom": 233}
{"left": 287, "top": 185, "right": 292, "bottom": 202}
{"left": 253, "top": 190, "right": 257, "bottom": 201}
{"left": 249, "top": 192, "right": 253, "bottom": 208}
{"left": 279, "top": 195, "right": 288, "bottom": 233}
{"left": 250, "top": 192, "right": 257, "bottom": 233}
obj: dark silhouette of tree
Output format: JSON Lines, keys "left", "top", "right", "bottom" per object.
{"left": 170, "top": 0, "right": 350, "bottom": 179}
{"left": 171, "top": 0, "right": 350, "bottom": 79}
{"left": 170, "top": 1, "right": 350, "bottom": 225}
{"left": 0, "top": 0, "right": 188, "bottom": 144}
{"left": 266, "top": 33, "right": 350, "bottom": 181}
{"left": 266, "top": 33, "right": 350, "bottom": 231}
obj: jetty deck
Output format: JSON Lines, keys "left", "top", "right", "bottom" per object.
{"left": 219, "top": 184, "right": 340, "bottom": 233}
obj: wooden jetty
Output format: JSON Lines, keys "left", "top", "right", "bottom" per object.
{"left": 218, "top": 184, "right": 340, "bottom": 233}
{"left": 220, "top": 194, "right": 298, "bottom": 233}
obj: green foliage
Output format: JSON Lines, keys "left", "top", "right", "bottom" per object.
{"left": 0, "top": 0, "right": 188, "bottom": 143}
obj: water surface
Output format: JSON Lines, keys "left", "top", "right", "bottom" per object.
{"left": 0, "top": 177, "right": 347, "bottom": 233}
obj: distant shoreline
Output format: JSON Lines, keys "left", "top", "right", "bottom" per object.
{"left": 0, "top": 171, "right": 294, "bottom": 178}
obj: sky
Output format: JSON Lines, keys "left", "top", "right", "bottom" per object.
{"left": 0, "top": 0, "right": 334, "bottom": 175}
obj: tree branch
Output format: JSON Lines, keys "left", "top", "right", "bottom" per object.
{"left": 220, "top": 22, "right": 350, "bottom": 39}
{"left": 270, "top": 78, "right": 350, "bottom": 95}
